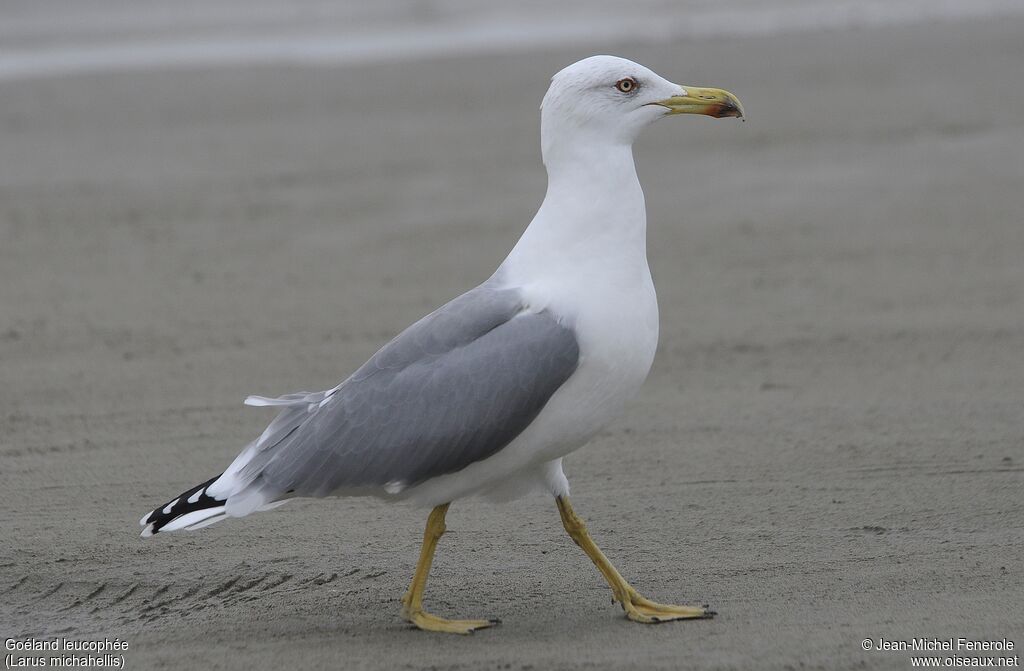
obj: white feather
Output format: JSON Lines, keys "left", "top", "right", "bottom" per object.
{"left": 159, "top": 507, "right": 227, "bottom": 532}
{"left": 183, "top": 514, "right": 228, "bottom": 531}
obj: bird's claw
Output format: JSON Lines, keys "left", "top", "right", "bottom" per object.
{"left": 620, "top": 590, "right": 715, "bottom": 623}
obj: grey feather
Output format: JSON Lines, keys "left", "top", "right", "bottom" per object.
{"left": 237, "top": 282, "right": 579, "bottom": 498}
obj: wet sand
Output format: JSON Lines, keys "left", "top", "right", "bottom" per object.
{"left": 1, "top": 16, "right": 1022, "bottom": 671}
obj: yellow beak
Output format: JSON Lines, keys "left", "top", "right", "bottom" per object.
{"left": 652, "top": 86, "right": 744, "bottom": 119}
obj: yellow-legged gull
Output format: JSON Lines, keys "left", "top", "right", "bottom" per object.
{"left": 140, "top": 54, "right": 743, "bottom": 633}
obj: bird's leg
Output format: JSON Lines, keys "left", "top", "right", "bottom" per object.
{"left": 555, "top": 495, "right": 714, "bottom": 623}
{"left": 400, "top": 502, "right": 499, "bottom": 634}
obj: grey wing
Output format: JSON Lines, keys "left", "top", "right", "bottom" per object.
{"left": 237, "top": 283, "right": 579, "bottom": 498}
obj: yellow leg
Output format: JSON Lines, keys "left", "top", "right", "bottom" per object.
{"left": 400, "top": 503, "right": 499, "bottom": 634}
{"left": 556, "top": 495, "right": 714, "bottom": 623}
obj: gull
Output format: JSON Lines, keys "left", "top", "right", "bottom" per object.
{"left": 139, "top": 55, "right": 743, "bottom": 633}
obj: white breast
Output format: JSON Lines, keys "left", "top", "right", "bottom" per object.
{"left": 404, "top": 217, "right": 660, "bottom": 507}
{"left": 514, "top": 256, "right": 660, "bottom": 463}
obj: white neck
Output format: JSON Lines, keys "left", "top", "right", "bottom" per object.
{"left": 499, "top": 137, "right": 649, "bottom": 287}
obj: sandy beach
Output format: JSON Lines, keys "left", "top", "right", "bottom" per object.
{"left": 1, "top": 10, "right": 1022, "bottom": 670}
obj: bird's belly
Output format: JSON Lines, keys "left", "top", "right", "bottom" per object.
{"left": 404, "top": 277, "right": 659, "bottom": 506}
{"left": 527, "top": 280, "right": 660, "bottom": 461}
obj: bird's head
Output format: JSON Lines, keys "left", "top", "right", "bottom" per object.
{"left": 540, "top": 55, "right": 743, "bottom": 157}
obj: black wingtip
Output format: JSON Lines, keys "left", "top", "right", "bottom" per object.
{"left": 140, "top": 473, "right": 223, "bottom": 536}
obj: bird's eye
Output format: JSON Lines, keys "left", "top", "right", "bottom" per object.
{"left": 615, "top": 77, "right": 638, "bottom": 93}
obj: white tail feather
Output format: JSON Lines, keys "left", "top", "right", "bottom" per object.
{"left": 159, "top": 506, "right": 228, "bottom": 532}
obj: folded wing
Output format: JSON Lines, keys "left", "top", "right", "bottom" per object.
{"left": 207, "top": 282, "right": 579, "bottom": 514}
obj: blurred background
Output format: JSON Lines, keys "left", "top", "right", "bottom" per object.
{"left": 2, "top": 1, "right": 1022, "bottom": 669}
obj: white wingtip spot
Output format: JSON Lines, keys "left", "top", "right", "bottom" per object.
{"left": 187, "top": 489, "right": 203, "bottom": 504}
{"left": 384, "top": 480, "right": 406, "bottom": 495}
{"left": 162, "top": 498, "right": 180, "bottom": 515}
{"left": 140, "top": 524, "right": 155, "bottom": 538}
{"left": 139, "top": 512, "right": 151, "bottom": 526}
